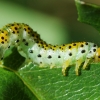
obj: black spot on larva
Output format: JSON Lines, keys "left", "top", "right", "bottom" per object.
{"left": 69, "top": 52, "right": 72, "bottom": 56}
{"left": 40, "top": 62, "right": 42, "bottom": 64}
{"left": 16, "top": 39, "right": 19, "bottom": 43}
{"left": 11, "top": 24, "right": 14, "bottom": 26}
{"left": 46, "top": 44, "right": 48, "bottom": 47}
{"left": 29, "top": 50, "right": 33, "bottom": 53}
{"left": 59, "top": 47, "right": 61, "bottom": 49}
{"left": 44, "top": 48, "right": 46, "bottom": 50}
{"left": 85, "top": 42, "right": 88, "bottom": 45}
{"left": 98, "top": 56, "right": 100, "bottom": 58}
{"left": 73, "top": 43, "right": 76, "bottom": 46}
{"left": 87, "top": 57, "right": 90, "bottom": 59}
{"left": 81, "top": 50, "right": 85, "bottom": 53}
{"left": 24, "top": 28, "right": 26, "bottom": 31}
{"left": 28, "top": 27, "right": 31, "bottom": 30}
{"left": 38, "top": 54, "right": 41, "bottom": 57}
{"left": 58, "top": 55, "right": 61, "bottom": 58}
{"left": 63, "top": 44, "right": 65, "bottom": 46}
{"left": 68, "top": 45, "right": 71, "bottom": 49}
{"left": 80, "top": 44, "right": 84, "bottom": 47}
{"left": 40, "top": 41, "right": 43, "bottom": 44}
{"left": 38, "top": 44, "right": 41, "bottom": 47}
{"left": 36, "top": 35, "right": 39, "bottom": 38}
{"left": 1, "top": 41, "right": 4, "bottom": 44}
{"left": 93, "top": 49, "right": 96, "bottom": 52}
{"left": 1, "top": 37, "right": 4, "bottom": 40}
{"left": 15, "top": 27, "right": 18, "bottom": 30}
{"left": 28, "top": 32, "right": 30, "bottom": 34}
{"left": 1, "top": 40, "right": 4, "bottom": 44}
{"left": 42, "top": 45, "right": 44, "bottom": 48}
{"left": 23, "top": 39, "right": 26, "bottom": 42}
{"left": 12, "top": 31, "right": 15, "bottom": 34}
{"left": 25, "top": 42, "right": 28, "bottom": 46}
{"left": 36, "top": 40, "right": 39, "bottom": 43}
{"left": 5, "top": 39, "right": 7, "bottom": 41}
{"left": 93, "top": 44, "right": 97, "bottom": 47}
{"left": 89, "top": 51, "right": 92, "bottom": 53}
{"left": 17, "top": 31, "right": 19, "bottom": 33}
{"left": 2, "top": 31, "right": 4, "bottom": 33}
{"left": 50, "top": 63, "right": 52, "bottom": 65}
{"left": 48, "top": 55, "right": 52, "bottom": 59}
{"left": 32, "top": 33, "right": 34, "bottom": 37}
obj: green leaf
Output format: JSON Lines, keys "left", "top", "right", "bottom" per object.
{"left": 75, "top": 0, "right": 100, "bottom": 32}
{"left": 0, "top": 68, "right": 37, "bottom": 100}
{"left": 0, "top": 48, "right": 37, "bottom": 100}
{"left": 18, "top": 63, "right": 100, "bottom": 100}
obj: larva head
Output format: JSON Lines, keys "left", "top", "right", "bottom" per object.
{"left": 94, "top": 48, "right": 100, "bottom": 62}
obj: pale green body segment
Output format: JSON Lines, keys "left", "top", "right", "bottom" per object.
{"left": 28, "top": 42, "right": 97, "bottom": 75}
{"left": 0, "top": 22, "right": 100, "bottom": 76}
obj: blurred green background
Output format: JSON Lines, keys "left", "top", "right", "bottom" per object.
{"left": 0, "top": 0, "right": 100, "bottom": 45}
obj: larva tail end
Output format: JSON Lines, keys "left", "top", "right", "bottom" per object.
{"left": 94, "top": 48, "right": 100, "bottom": 62}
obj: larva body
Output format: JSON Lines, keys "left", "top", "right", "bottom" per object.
{"left": 0, "top": 22, "right": 100, "bottom": 76}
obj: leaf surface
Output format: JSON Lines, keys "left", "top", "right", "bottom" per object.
{"left": 75, "top": 0, "right": 100, "bottom": 32}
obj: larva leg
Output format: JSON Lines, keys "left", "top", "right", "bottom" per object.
{"left": 83, "top": 58, "right": 90, "bottom": 69}
{"left": 62, "top": 60, "right": 70, "bottom": 76}
{"left": 39, "top": 63, "right": 44, "bottom": 68}
{"left": 50, "top": 63, "right": 55, "bottom": 69}
{"left": 75, "top": 59, "right": 83, "bottom": 75}
{"left": 39, "top": 63, "right": 55, "bottom": 68}
{"left": 24, "top": 58, "right": 32, "bottom": 65}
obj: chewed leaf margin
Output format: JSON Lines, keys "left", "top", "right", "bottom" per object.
{"left": 75, "top": 0, "right": 100, "bottom": 32}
